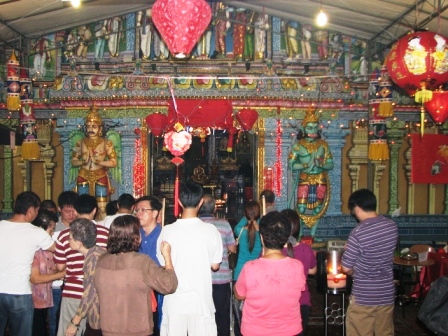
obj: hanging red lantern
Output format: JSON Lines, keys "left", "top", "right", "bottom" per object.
{"left": 235, "top": 108, "right": 259, "bottom": 131}
{"left": 424, "top": 90, "right": 448, "bottom": 123}
{"left": 145, "top": 112, "right": 168, "bottom": 137}
{"left": 152, "top": 0, "right": 212, "bottom": 58}
{"left": 385, "top": 31, "right": 448, "bottom": 95}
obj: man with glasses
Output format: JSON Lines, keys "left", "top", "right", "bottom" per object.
{"left": 135, "top": 195, "right": 163, "bottom": 336}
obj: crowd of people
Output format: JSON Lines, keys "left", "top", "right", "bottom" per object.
{"left": 0, "top": 185, "right": 397, "bottom": 336}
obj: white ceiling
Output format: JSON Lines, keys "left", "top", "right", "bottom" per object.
{"left": 0, "top": 0, "right": 447, "bottom": 50}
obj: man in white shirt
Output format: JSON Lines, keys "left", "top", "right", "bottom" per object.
{"left": 157, "top": 182, "right": 222, "bottom": 336}
{"left": 101, "top": 193, "right": 135, "bottom": 229}
{"left": 0, "top": 191, "right": 55, "bottom": 336}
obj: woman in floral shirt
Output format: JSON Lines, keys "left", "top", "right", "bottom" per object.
{"left": 30, "top": 209, "right": 66, "bottom": 336}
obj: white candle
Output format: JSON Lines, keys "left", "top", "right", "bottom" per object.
{"left": 262, "top": 195, "right": 266, "bottom": 216}
{"left": 327, "top": 273, "right": 347, "bottom": 289}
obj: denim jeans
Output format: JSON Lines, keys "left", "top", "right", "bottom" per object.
{"left": 0, "top": 293, "right": 34, "bottom": 336}
{"left": 48, "top": 288, "right": 62, "bottom": 336}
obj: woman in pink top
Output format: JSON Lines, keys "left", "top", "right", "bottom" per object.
{"left": 234, "top": 211, "right": 306, "bottom": 336}
{"left": 30, "top": 210, "right": 66, "bottom": 336}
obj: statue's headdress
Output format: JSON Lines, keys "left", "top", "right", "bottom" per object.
{"left": 301, "top": 106, "right": 320, "bottom": 127}
{"left": 85, "top": 106, "right": 102, "bottom": 125}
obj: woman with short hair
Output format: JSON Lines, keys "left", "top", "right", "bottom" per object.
{"left": 94, "top": 215, "right": 177, "bottom": 336}
{"left": 234, "top": 211, "right": 306, "bottom": 336}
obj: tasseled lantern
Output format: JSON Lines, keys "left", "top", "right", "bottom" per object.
{"left": 377, "top": 66, "right": 394, "bottom": 117}
{"left": 235, "top": 108, "right": 259, "bottom": 131}
{"left": 152, "top": 0, "right": 212, "bottom": 58}
{"left": 424, "top": 89, "right": 448, "bottom": 123}
{"left": 20, "top": 68, "right": 40, "bottom": 160}
{"left": 6, "top": 52, "right": 20, "bottom": 112}
{"left": 145, "top": 112, "right": 168, "bottom": 137}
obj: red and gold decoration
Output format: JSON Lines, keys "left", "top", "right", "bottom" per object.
{"left": 274, "top": 108, "right": 282, "bottom": 196}
{"left": 152, "top": 0, "right": 212, "bottom": 58}
{"left": 133, "top": 136, "right": 145, "bottom": 198}
{"left": 368, "top": 70, "right": 389, "bottom": 160}
{"left": 164, "top": 123, "right": 192, "bottom": 217}
{"left": 385, "top": 31, "right": 448, "bottom": 95}
{"left": 226, "top": 126, "right": 238, "bottom": 153}
{"left": 19, "top": 68, "right": 40, "bottom": 160}
{"left": 235, "top": 108, "right": 259, "bottom": 131}
{"left": 145, "top": 112, "right": 168, "bottom": 137}
{"left": 411, "top": 134, "right": 448, "bottom": 184}
{"left": 6, "top": 52, "right": 20, "bottom": 112}
{"left": 377, "top": 66, "right": 394, "bottom": 117}
{"left": 424, "top": 89, "right": 448, "bottom": 123}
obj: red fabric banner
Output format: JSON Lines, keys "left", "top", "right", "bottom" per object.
{"left": 167, "top": 99, "right": 233, "bottom": 129}
{"left": 411, "top": 134, "right": 448, "bottom": 184}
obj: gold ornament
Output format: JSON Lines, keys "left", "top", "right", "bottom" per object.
{"left": 85, "top": 106, "right": 103, "bottom": 125}
{"left": 301, "top": 106, "right": 320, "bottom": 127}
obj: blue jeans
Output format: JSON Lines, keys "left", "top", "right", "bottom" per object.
{"left": 0, "top": 293, "right": 34, "bottom": 336}
{"left": 49, "top": 288, "right": 62, "bottom": 336}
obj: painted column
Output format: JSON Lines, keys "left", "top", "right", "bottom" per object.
{"left": 386, "top": 119, "right": 406, "bottom": 214}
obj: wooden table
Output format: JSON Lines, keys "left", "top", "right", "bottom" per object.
{"left": 394, "top": 256, "right": 435, "bottom": 317}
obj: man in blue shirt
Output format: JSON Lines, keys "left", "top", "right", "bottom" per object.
{"left": 135, "top": 195, "right": 163, "bottom": 336}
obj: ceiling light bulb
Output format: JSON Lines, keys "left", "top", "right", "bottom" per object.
{"left": 316, "top": 9, "right": 328, "bottom": 27}
{"left": 70, "top": 0, "right": 81, "bottom": 8}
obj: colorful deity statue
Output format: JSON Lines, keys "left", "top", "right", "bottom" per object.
{"left": 288, "top": 107, "right": 334, "bottom": 236}
{"left": 70, "top": 106, "right": 121, "bottom": 219}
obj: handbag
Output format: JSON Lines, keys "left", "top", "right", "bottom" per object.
{"left": 229, "top": 227, "right": 245, "bottom": 270}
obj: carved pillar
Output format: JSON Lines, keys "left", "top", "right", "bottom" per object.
{"left": 386, "top": 120, "right": 406, "bottom": 214}
{"left": 2, "top": 146, "right": 14, "bottom": 212}
{"left": 119, "top": 124, "right": 139, "bottom": 196}
{"left": 323, "top": 121, "right": 350, "bottom": 215}
{"left": 404, "top": 146, "right": 415, "bottom": 214}
{"left": 256, "top": 118, "right": 265, "bottom": 200}
{"left": 347, "top": 121, "right": 368, "bottom": 194}
{"left": 372, "top": 161, "right": 386, "bottom": 202}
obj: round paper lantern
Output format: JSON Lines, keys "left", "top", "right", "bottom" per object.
{"left": 424, "top": 90, "right": 448, "bottom": 123}
{"left": 152, "top": 0, "right": 212, "bottom": 58}
{"left": 385, "top": 31, "right": 448, "bottom": 95}
{"left": 235, "top": 108, "right": 259, "bottom": 131}
{"left": 145, "top": 112, "right": 168, "bottom": 137}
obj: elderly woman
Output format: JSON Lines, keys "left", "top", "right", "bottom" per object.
{"left": 234, "top": 211, "right": 306, "bottom": 336}
{"left": 94, "top": 215, "right": 177, "bottom": 336}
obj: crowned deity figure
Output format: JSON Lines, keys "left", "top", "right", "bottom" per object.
{"left": 71, "top": 106, "right": 120, "bottom": 219}
{"left": 288, "top": 107, "right": 334, "bottom": 236}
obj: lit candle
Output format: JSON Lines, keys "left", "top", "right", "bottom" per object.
{"left": 327, "top": 273, "right": 347, "bottom": 289}
{"left": 262, "top": 195, "right": 266, "bottom": 216}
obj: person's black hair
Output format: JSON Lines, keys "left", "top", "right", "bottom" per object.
{"left": 105, "top": 200, "right": 118, "bottom": 216}
{"left": 74, "top": 194, "right": 98, "bottom": 215}
{"left": 117, "top": 193, "right": 136, "bottom": 210}
{"left": 40, "top": 199, "right": 57, "bottom": 212}
{"left": 260, "top": 189, "right": 275, "bottom": 204}
{"left": 244, "top": 200, "right": 260, "bottom": 253}
{"left": 57, "top": 191, "right": 78, "bottom": 209}
{"left": 280, "top": 208, "right": 300, "bottom": 258}
{"left": 69, "top": 218, "right": 97, "bottom": 249}
{"left": 348, "top": 188, "right": 377, "bottom": 212}
{"left": 199, "top": 194, "right": 215, "bottom": 216}
{"left": 259, "top": 211, "right": 291, "bottom": 250}
{"left": 14, "top": 191, "right": 41, "bottom": 215}
{"left": 135, "top": 195, "right": 162, "bottom": 212}
{"left": 32, "top": 209, "right": 58, "bottom": 230}
{"left": 179, "top": 181, "right": 204, "bottom": 208}
{"left": 108, "top": 215, "right": 141, "bottom": 254}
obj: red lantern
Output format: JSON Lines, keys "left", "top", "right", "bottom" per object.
{"left": 145, "top": 112, "right": 168, "bottom": 137}
{"left": 385, "top": 31, "right": 448, "bottom": 95}
{"left": 152, "top": 0, "right": 212, "bottom": 58}
{"left": 424, "top": 90, "right": 448, "bottom": 123}
{"left": 235, "top": 108, "right": 259, "bottom": 131}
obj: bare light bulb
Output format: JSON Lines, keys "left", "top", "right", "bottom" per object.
{"left": 70, "top": 0, "right": 81, "bottom": 8}
{"left": 316, "top": 9, "right": 328, "bottom": 27}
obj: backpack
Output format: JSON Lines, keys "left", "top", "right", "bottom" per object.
{"left": 418, "top": 276, "right": 448, "bottom": 336}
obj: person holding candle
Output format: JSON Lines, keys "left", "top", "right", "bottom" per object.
{"left": 281, "top": 209, "right": 317, "bottom": 334}
{"left": 341, "top": 189, "right": 398, "bottom": 336}
{"left": 234, "top": 211, "right": 306, "bottom": 336}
